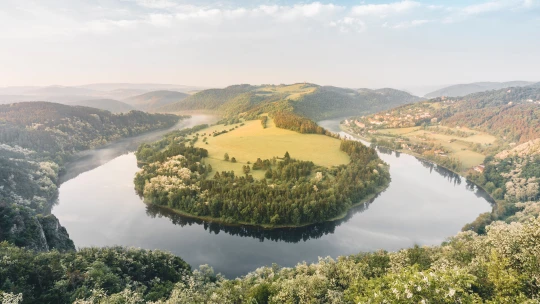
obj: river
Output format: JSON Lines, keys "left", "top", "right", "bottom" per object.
{"left": 53, "top": 115, "right": 493, "bottom": 278}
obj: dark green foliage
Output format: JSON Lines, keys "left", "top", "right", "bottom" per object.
{"left": 70, "top": 99, "right": 136, "bottom": 113}
{"left": 0, "top": 102, "right": 182, "bottom": 251}
{"left": 124, "top": 90, "right": 190, "bottom": 111}
{"left": 0, "top": 203, "right": 74, "bottom": 252}
{"left": 0, "top": 243, "right": 191, "bottom": 303}
{"left": 292, "top": 86, "right": 421, "bottom": 121}
{"left": 158, "top": 84, "right": 256, "bottom": 113}
{"left": 521, "top": 155, "right": 540, "bottom": 179}
{"left": 260, "top": 115, "right": 268, "bottom": 128}
{"left": 0, "top": 102, "right": 180, "bottom": 162}
{"left": 135, "top": 133, "right": 390, "bottom": 226}
{"left": 158, "top": 84, "right": 419, "bottom": 121}
{"left": 272, "top": 111, "right": 334, "bottom": 135}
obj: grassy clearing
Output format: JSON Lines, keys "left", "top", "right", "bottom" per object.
{"left": 378, "top": 127, "right": 420, "bottom": 135}
{"left": 255, "top": 83, "right": 317, "bottom": 100}
{"left": 375, "top": 126, "right": 497, "bottom": 169}
{"left": 194, "top": 119, "right": 350, "bottom": 177}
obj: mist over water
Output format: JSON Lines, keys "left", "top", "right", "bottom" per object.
{"left": 53, "top": 116, "right": 492, "bottom": 278}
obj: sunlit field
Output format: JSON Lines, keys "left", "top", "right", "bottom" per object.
{"left": 193, "top": 118, "right": 350, "bottom": 177}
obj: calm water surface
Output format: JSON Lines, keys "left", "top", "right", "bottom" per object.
{"left": 53, "top": 116, "right": 493, "bottom": 278}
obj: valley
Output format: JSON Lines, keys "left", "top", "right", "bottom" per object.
{"left": 53, "top": 116, "right": 492, "bottom": 278}
{"left": 1, "top": 83, "right": 539, "bottom": 303}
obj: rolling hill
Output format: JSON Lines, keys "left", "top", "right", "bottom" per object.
{"left": 527, "top": 82, "right": 540, "bottom": 89}
{"left": 70, "top": 99, "right": 136, "bottom": 113}
{"left": 356, "top": 86, "right": 540, "bottom": 144}
{"left": 159, "top": 83, "right": 421, "bottom": 120}
{"left": 124, "top": 90, "right": 190, "bottom": 111}
{"left": 424, "top": 81, "right": 534, "bottom": 98}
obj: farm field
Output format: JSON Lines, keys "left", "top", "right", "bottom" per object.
{"left": 373, "top": 125, "right": 498, "bottom": 169}
{"left": 193, "top": 118, "right": 350, "bottom": 177}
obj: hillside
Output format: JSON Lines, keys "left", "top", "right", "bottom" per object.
{"left": 0, "top": 102, "right": 181, "bottom": 251}
{"left": 353, "top": 86, "right": 540, "bottom": 144}
{"left": 70, "top": 99, "right": 136, "bottom": 113}
{"left": 424, "top": 81, "right": 534, "bottom": 98}
{"left": 125, "top": 90, "right": 190, "bottom": 111}
{"left": 79, "top": 82, "right": 206, "bottom": 93}
{"left": 25, "top": 85, "right": 101, "bottom": 97}
{"left": 159, "top": 83, "right": 421, "bottom": 120}
{"left": 528, "top": 82, "right": 540, "bottom": 89}
{"left": 344, "top": 86, "right": 540, "bottom": 235}
{"left": 3, "top": 216, "right": 540, "bottom": 302}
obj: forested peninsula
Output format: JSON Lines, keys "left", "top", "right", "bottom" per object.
{"left": 134, "top": 120, "right": 390, "bottom": 227}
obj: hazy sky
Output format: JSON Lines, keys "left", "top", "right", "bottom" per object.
{"left": 1, "top": 0, "right": 539, "bottom": 89}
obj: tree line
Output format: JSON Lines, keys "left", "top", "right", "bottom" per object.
{"left": 134, "top": 128, "right": 389, "bottom": 226}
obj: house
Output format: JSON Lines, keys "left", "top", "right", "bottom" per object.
{"left": 473, "top": 165, "right": 485, "bottom": 173}
{"left": 354, "top": 120, "right": 365, "bottom": 128}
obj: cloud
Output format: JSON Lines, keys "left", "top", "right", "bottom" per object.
{"left": 387, "top": 19, "right": 431, "bottom": 29}
{"left": 351, "top": 1, "right": 420, "bottom": 17}
{"left": 135, "top": 0, "right": 178, "bottom": 9}
{"left": 329, "top": 17, "right": 366, "bottom": 33}
{"left": 84, "top": 19, "right": 139, "bottom": 34}
{"left": 462, "top": 1, "right": 506, "bottom": 15}
{"left": 521, "top": 0, "right": 537, "bottom": 8}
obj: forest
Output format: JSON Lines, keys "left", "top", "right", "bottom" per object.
{"left": 0, "top": 102, "right": 182, "bottom": 251}
{"left": 465, "top": 140, "right": 540, "bottom": 234}
{"left": 2, "top": 215, "right": 540, "bottom": 303}
{"left": 157, "top": 83, "right": 420, "bottom": 121}
{"left": 355, "top": 86, "right": 540, "bottom": 144}
{"left": 134, "top": 126, "right": 390, "bottom": 226}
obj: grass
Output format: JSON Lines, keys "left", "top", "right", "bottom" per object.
{"left": 378, "top": 127, "right": 420, "bottom": 135}
{"left": 363, "top": 125, "right": 498, "bottom": 171}
{"left": 255, "top": 83, "right": 317, "bottom": 100}
{"left": 193, "top": 118, "right": 350, "bottom": 177}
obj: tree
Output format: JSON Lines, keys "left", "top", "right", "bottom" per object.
{"left": 243, "top": 165, "right": 251, "bottom": 175}
{"left": 265, "top": 169, "right": 272, "bottom": 179}
{"left": 284, "top": 151, "right": 290, "bottom": 159}
{"left": 224, "top": 153, "right": 229, "bottom": 161}
{"left": 231, "top": 157, "right": 237, "bottom": 163}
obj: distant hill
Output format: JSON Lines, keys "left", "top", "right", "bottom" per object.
{"left": 26, "top": 86, "right": 101, "bottom": 97}
{"left": 103, "top": 88, "right": 149, "bottom": 100}
{"left": 424, "top": 81, "right": 534, "bottom": 98}
{"left": 79, "top": 83, "right": 207, "bottom": 93}
{"left": 0, "top": 86, "right": 41, "bottom": 95}
{"left": 70, "top": 99, "right": 136, "bottom": 113}
{"left": 124, "top": 90, "right": 190, "bottom": 112}
{"left": 159, "top": 83, "right": 421, "bottom": 121}
{"left": 527, "top": 82, "right": 540, "bottom": 89}
{"left": 360, "top": 86, "right": 540, "bottom": 144}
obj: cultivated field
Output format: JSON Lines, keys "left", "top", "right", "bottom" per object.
{"left": 193, "top": 118, "right": 350, "bottom": 178}
{"left": 375, "top": 125, "right": 497, "bottom": 169}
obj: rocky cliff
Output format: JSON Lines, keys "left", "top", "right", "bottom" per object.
{"left": 0, "top": 202, "right": 75, "bottom": 252}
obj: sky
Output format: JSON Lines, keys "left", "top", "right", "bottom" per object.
{"left": 1, "top": 0, "right": 539, "bottom": 90}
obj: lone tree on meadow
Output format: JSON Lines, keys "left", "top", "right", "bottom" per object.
{"left": 224, "top": 153, "right": 229, "bottom": 161}
{"left": 231, "top": 157, "right": 237, "bottom": 163}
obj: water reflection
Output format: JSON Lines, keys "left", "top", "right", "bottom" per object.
{"left": 145, "top": 196, "right": 379, "bottom": 243}
{"left": 60, "top": 115, "right": 218, "bottom": 184}
{"left": 55, "top": 117, "right": 494, "bottom": 278}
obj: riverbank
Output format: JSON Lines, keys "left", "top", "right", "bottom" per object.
{"left": 339, "top": 125, "right": 500, "bottom": 222}
{"left": 141, "top": 183, "right": 390, "bottom": 230}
